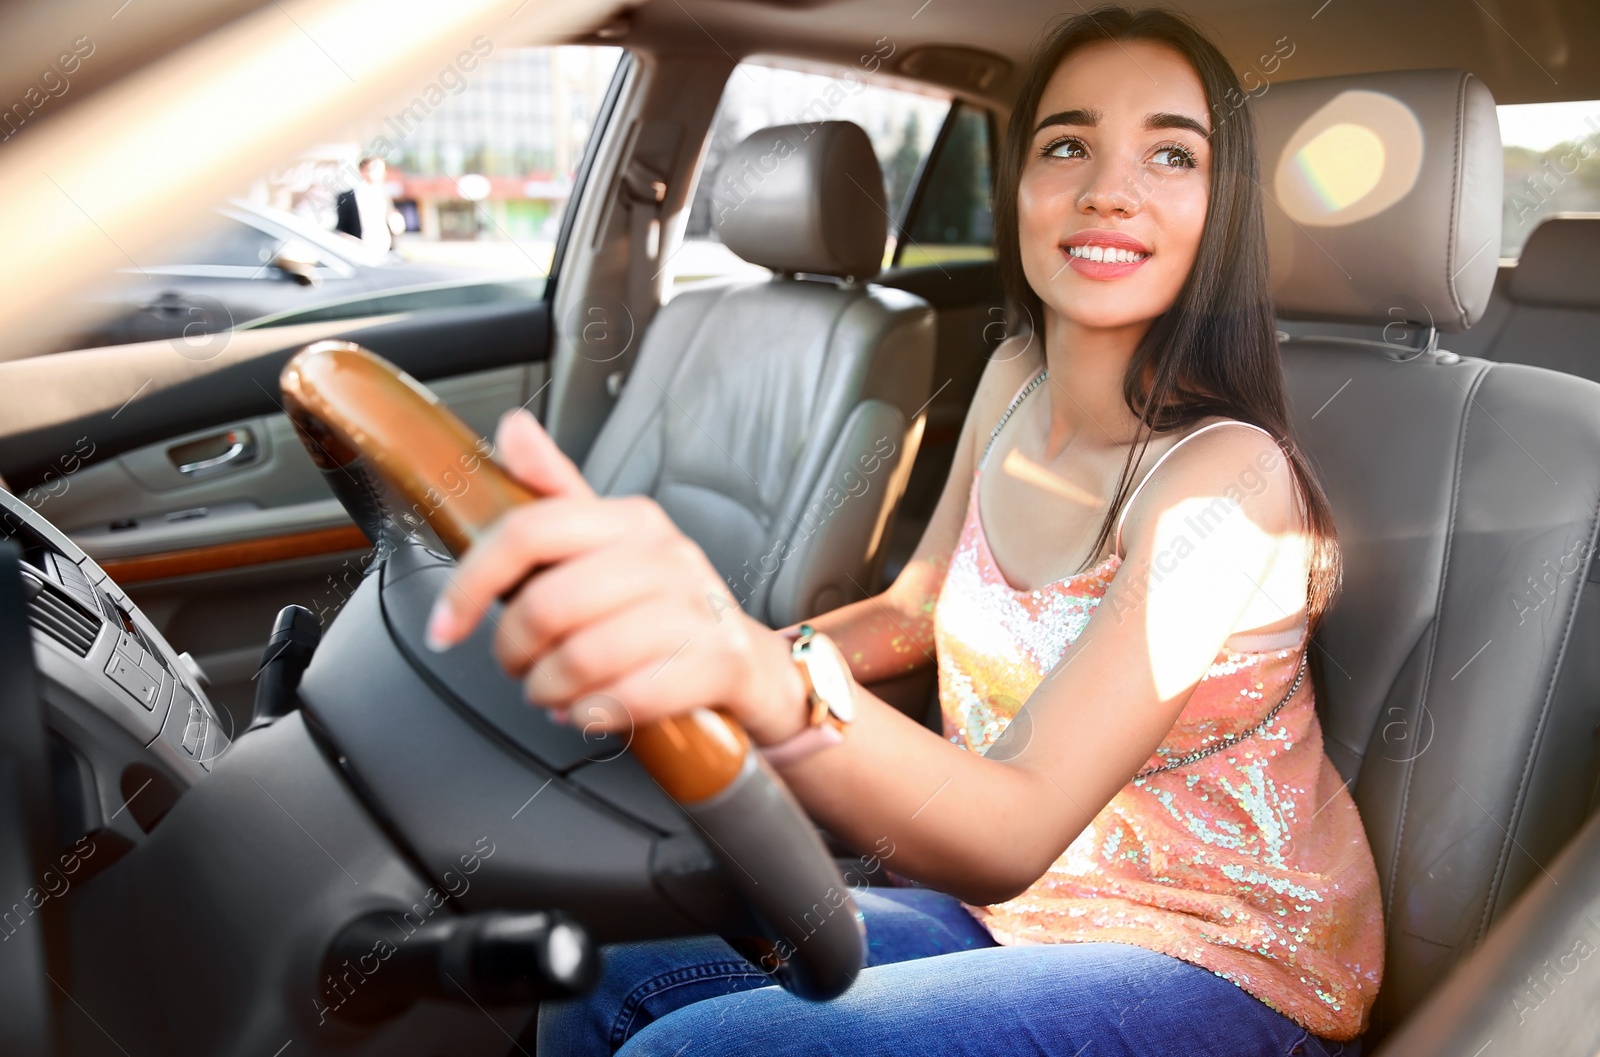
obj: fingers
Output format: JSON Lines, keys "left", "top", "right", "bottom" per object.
{"left": 427, "top": 493, "right": 682, "bottom": 649}
{"left": 597, "top": 634, "right": 778, "bottom": 731}
{"left": 495, "top": 408, "right": 592, "bottom": 500}
{"left": 489, "top": 538, "right": 717, "bottom": 677}
{"left": 527, "top": 611, "right": 805, "bottom": 742}
{"left": 520, "top": 594, "right": 744, "bottom": 714}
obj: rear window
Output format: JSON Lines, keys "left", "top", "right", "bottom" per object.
{"left": 1497, "top": 100, "right": 1600, "bottom": 259}
{"left": 673, "top": 59, "right": 951, "bottom": 286}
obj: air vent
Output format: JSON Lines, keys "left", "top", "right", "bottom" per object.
{"left": 22, "top": 571, "right": 101, "bottom": 656}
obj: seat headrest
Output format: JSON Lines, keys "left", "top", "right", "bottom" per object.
{"left": 711, "top": 121, "right": 888, "bottom": 280}
{"left": 1508, "top": 215, "right": 1600, "bottom": 309}
{"left": 1252, "top": 70, "right": 1502, "bottom": 333}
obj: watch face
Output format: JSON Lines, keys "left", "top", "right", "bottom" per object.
{"left": 804, "top": 634, "right": 855, "bottom": 724}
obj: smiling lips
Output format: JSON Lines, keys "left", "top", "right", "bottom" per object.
{"left": 1062, "top": 231, "right": 1151, "bottom": 279}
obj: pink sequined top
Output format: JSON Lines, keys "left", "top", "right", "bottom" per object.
{"left": 934, "top": 375, "right": 1384, "bottom": 1040}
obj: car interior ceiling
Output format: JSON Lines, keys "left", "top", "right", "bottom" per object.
{"left": 6, "top": 0, "right": 1600, "bottom": 1054}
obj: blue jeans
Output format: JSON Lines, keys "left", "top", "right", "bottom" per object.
{"left": 538, "top": 887, "right": 1359, "bottom": 1056}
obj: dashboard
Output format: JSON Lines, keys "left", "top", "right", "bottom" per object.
{"left": 1, "top": 487, "right": 229, "bottom": 854}
{"left": 3, "top": 453, "right": 849, "bottom": 1054}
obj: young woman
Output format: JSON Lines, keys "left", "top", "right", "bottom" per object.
{"left": 426, "top": 7, "right": 1383, "bottom": 1054}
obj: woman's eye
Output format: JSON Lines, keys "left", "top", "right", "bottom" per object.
{"left": 1041, "top": 136, "right": 1088, "bottom": 160}
{"left": 1152, "top": 144, "right": 1197, "bottom": 169}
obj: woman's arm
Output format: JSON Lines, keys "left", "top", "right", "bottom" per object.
{"left": 780, "top": 418, "right": 1305, "bottom": 901}
{"left": 428, "top": 404, "right": 1308, "bottom": 907}
{"left": 778, "top": 424, "right": 1310, "bottom": 901}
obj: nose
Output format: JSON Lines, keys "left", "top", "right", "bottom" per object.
{"left": 1075, "top": 156, "right": 1144, "bottom": 217}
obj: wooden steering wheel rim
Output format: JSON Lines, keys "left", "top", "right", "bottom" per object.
{"left": 278, "top": 339, "right": 750, "bottom": 803}
{"left": 280, "top": 339, "right": 866, "bottom": 1001}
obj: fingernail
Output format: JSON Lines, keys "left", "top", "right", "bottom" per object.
{"left": 425, "top": 598, "right": 456, "bottom": 652}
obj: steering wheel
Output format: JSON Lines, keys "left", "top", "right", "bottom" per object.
{"left": 279, "top": 339, "right": 865, "bottom": 1001}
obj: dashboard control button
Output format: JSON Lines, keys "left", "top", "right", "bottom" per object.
{"left": 105, "top": 651, "right": 159, "bottom": 711}
{"left": 181, "top": 702, "right": 207, "bottom": 755}
{"left": 134, "top": 646, "right": 164, "bottom": 681}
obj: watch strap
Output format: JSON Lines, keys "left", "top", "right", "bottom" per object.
{"left": 759, "top": 722, "right": 844, "bottom": 767}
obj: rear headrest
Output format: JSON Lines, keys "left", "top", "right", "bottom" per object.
{"left": 1252, "top": 69, "right": 1502, "bottom": 333}
{"left": 1508, "top": 215, "right": 1600, "bottom": 309}
{"left": 711, "top": 120, "right": 888, "bottom": 280}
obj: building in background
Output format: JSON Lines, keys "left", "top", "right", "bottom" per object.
{"left": 248, "top": 47, "right": 622, "bottom": 277}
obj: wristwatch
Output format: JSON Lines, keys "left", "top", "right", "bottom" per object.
{"left": 760, "top": 624, "right": 855, "bottom": 767}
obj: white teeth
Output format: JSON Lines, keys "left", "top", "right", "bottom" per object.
{"left": 1068, "top": 244, "right": 1149, "bottom": 263}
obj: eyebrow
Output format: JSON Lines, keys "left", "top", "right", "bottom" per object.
{"left": 1146, "top": 111, "right": 1210, "bottom": 138}
{"left": 1033, "top": 108, "right": 1100, "bottom": 135}
{"left": 1033, "top": 108, "right": 1210, "bottom": 138}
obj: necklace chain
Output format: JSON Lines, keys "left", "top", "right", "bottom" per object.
{"left": 1133, "top": 651, "right": 1308, "bottom": 780}
{"left": 980, "top": 368, "right": 1049, "bottom": 470}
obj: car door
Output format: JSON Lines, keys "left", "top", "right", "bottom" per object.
{"left": 0, "top": 44, "right": 630, "bottom": 735}
{"left": 84, "top": 209, "right": 370, "bottom": 349}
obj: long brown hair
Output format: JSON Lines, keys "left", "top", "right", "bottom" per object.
{"left": 992, "top": 5, "right": 1341, "bottom": 626}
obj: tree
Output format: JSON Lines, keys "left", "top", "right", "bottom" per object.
{"left": 885, "top": 109, "right": 923, "bottom": 215}
{"left": 909, "top": 111, "right": 985, "bottom": 245}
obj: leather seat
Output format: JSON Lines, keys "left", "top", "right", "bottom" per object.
{"left": 582, "top": 120, "right": 935, "bottom": 627}
{"left": 1450, "top": 214, "right": 1600, "bottom": 377}
{"left": 1253, "top": 71, "right": 1600, "bottom": 1043}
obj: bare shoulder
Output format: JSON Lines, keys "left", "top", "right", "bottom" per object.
{"left": 1121, "top": 417, "right": 1303, "bottom": 548}
{"left": 962, "top": 335, "right": 1047, "bottom": 457}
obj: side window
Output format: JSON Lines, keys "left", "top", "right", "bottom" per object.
{"left": 675, "top": 61, "right": 951, "bottom": 287}
{"left": 1497, "top": 99, "right": 1600, "bottom": 259}
{"left": 58, "top": 45, "right": 623, "bottom": 351}
{"left": 260, "top": 44, "right": 623, "bottom": 290}
{"left": 896, "top": 104, "right": 995, "bottom": 267}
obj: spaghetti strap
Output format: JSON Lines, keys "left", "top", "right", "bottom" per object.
{"left": 1113, "top": 420, "right": 1276, "bottom": 558}
{"left": 978, "top": 368, "right": 1049, "bottom": 471}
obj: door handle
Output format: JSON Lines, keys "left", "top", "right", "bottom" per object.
{"left": 170, "top": 428, "right": 257, "bottom": 476}
{"left": 143, "top": 292, "right": 192, "bottom": 318}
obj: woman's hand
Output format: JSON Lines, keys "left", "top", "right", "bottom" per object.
{"left": 422, "top": 409, "right": 808, "bottom": 745}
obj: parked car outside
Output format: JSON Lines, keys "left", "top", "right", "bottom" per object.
{"left": 57, "top": 198, "right": 536, "bottom": 351}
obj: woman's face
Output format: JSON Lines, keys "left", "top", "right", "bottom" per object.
{"left": 1017, "top": 40, "right": 1212, "bottom": 334}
